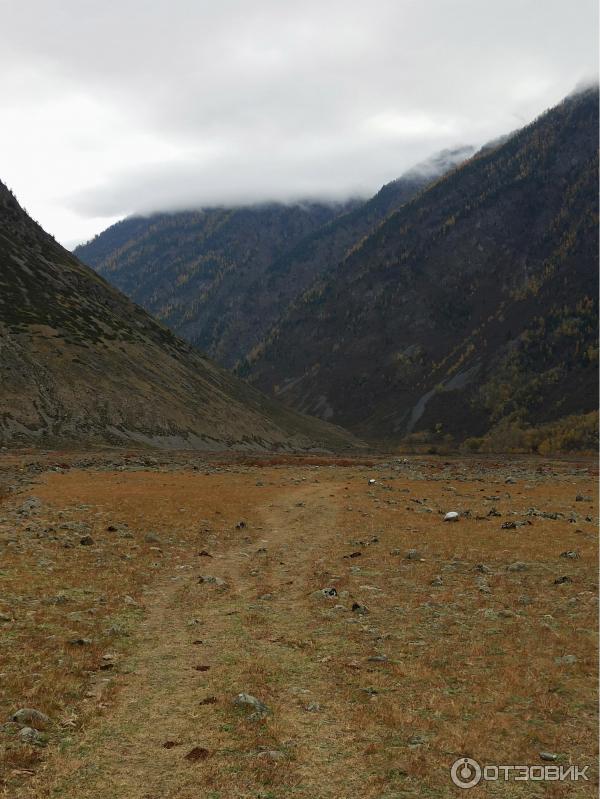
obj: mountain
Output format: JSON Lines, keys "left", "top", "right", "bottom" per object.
{"left": 74, "top": 202, "right": 352, "bottom": 368}
{"left": 75, "top": 147, "right": 473, "bottom": 368}
{"left": 237, "top": 147, "right": 474, "bottom": 366}
{"left": 243, "top": 89, "right": 599, "bottom": 450}
{"left": 0, "top": 182, "right": 360, "bottom": 450}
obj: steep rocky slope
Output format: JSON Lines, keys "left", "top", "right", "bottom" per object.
{"left": 245, "top": 89, "right": 598, "bottom": 448}
{"left": 0, "top": 183, "right": 359, "bottom": 450}
{"left": 75, "top": 148, "right": 472, "bottom": 367}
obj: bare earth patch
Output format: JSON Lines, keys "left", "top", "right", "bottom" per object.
{"left": 0, "top": 452, "right": 597, "bottom": 798}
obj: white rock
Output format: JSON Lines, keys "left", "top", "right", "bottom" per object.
{"left": 444, "top": 511, "right": 460, "bottom": 522}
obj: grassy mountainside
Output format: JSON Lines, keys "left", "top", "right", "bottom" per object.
{"left": 0, "top": 183, "right": 360, "bottom": 450}
{"left": 244, "top": 89, "right": 599, "bottom": 450}
{"left": 75, "top": 149, "right": 472, "bottom": 368}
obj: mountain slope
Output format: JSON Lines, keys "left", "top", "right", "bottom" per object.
{"left": 237, "top": 147, "right": 474, "bottom": 367}
{"left": 74, "top": 202, "right": 353, "bottom": 367}
{"left": 0, "top": 182, "right": 360, "bottom": 450}
{"left": 75, "top": 148, "right": 472, "bottom": 368}
{"left": 244, "top": 89, "right": 599, "bottom": 448}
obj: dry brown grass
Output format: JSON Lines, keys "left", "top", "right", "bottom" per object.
{"left": 0, "top": 454, "right": 597, "bottom": 798}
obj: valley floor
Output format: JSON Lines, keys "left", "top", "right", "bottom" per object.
{"left": 0, "top": 452, "right": 597, "bottom": 797}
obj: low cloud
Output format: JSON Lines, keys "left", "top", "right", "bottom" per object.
{"left": 0, "top": 0, "right": 597, "bottom": 241}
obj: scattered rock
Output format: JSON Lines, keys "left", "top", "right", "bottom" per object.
{"left": 553, "top": 575, "right": 573, "bottom": 585}
{"left": 305, "top": 702, "right": 321, "bottom": 712}
{"left": 351, "top": 602, "right": 368, "bottom": 615}
{"left": 560, "top": 551, "right": 579, "bottom": 559}
{"left": 199, "top": 696, "right": 217, "bottom": 705}
{"left": 11, "top": 708, "right": 50, "bottom": 730}
{"left": 405, "top": 549, "right": 421, "bottom": 560}
{"left": 539, "top": 752, "right": 558, "bottom": 762}
{"left": 18, "top": 726, "right": 42, "bottom": 744}
{"left": 505, "top": 476, "right": 517, "bottom": 484}
{"left": 235, "top": 521, "right": 247, "bottom": 529}
{"left": 67, "top": 637, "right": 93, "bottom": 646}
{"left": 17, "top": 497, "right": 42, "bottom": 516}
{"left": 526, "top": 508, "right": 563, "bottom": 520}
{"left": 443, "top": 511, "right": 459, "bottom": 522}
{"left": 233, "top": 692, "right": 270, "bottom": 719}
{"left": 575, "top": 495, "right": 592, "bottom": 502}
{"left": 198, "top": 575, "right": 227, "bottom": 587}
{"left": 79, "top": 535, "right": 94, "bottom": 546}
{"left": 430, "top": 575, "right": 444, "bottom": 586}
{"left": 162, "top": 740, "right": 182, "bottom": 749}
{"left": 198, "top": 550, "right": 212, "bottom": 557}
{"left": 313, "top": 587, "right": 337, "bottom": 599}
{"left": 475, "top": 563, "right": 492, "bottom": 574}
{"left": 144, "top": 533, "right": 161, "bottom": 544}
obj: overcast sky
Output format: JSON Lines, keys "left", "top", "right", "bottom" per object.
{"left": 0, "top": 0, "right": 597, "bottom": 248}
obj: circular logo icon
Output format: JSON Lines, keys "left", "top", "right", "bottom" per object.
{"left": 450, "top": 757, "right": 482, "bottom": 789}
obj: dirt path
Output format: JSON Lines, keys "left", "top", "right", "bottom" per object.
{"left": 26, "top": 482, "right": 375, "bottom": 799}
{"left": 6, "top": 460, "right": 597, "bottom": 798}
